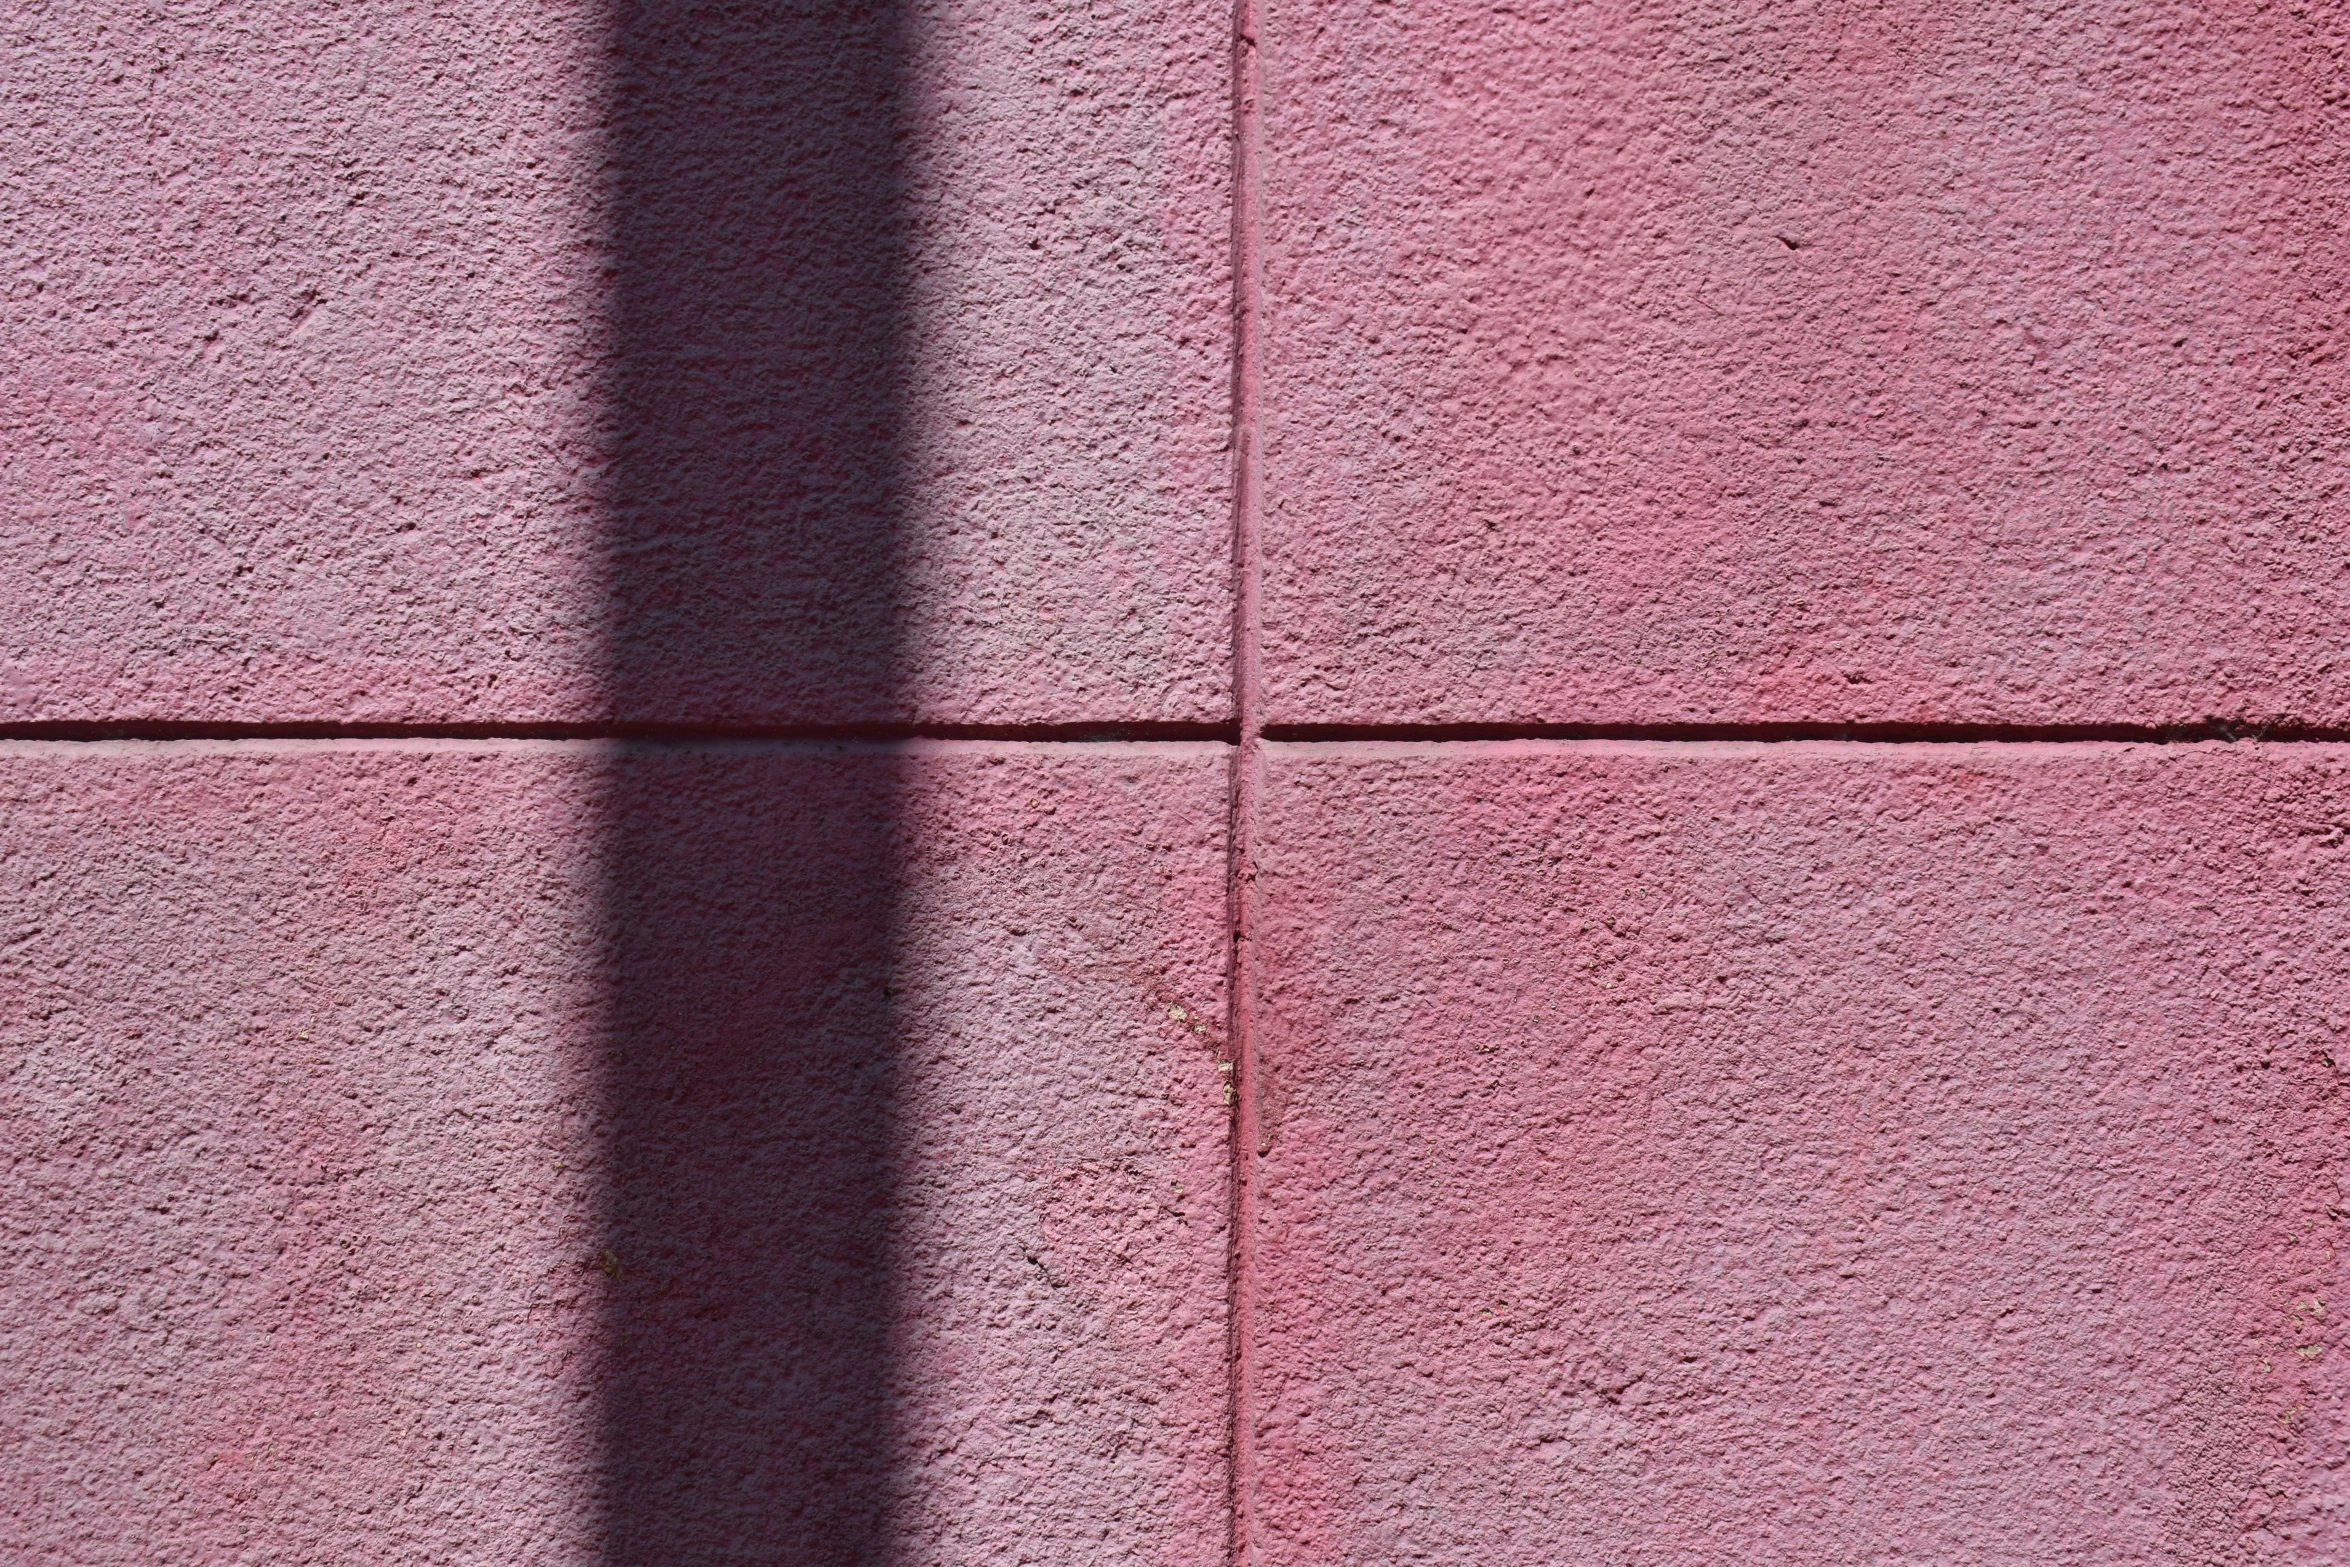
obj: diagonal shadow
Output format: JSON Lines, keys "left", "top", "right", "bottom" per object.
{"left": 596, "top": 0, "right": 910, "bottom": 1559}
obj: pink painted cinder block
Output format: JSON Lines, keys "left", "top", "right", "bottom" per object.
{"left": 0, "top": 740, "right": 1230, "bottom": 1562}
{"left": 1261, "top": 0, "right": 2350, "bottom": 729}
{"left": 0, "top": 0, "right": 1230, "bottom": 725}
{"left": 0, "top": 743, "right": 609, "bottom": 1562}
{"left": 1250, "top": 741, "right": 2350, "bottom": 1562}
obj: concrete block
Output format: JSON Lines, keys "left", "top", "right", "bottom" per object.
{"left": 1251, "top": 739, "right": 2350, "bottom": 1561}
{"left": 1261, "top": 0, "right": 2350, "bottom": 728}
{"left": 1, "top": 0, "right": 1231, "bottom": 725}
{"left": 0, "top": 739, "right": 1230, "bottom": 1562}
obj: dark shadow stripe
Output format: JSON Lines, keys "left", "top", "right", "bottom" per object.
{"left": 597, "top": 1, "right": 911, "bottom": 1561}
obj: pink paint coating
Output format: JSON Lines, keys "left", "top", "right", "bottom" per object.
{"left": 0, "top": 0, "right": 1231, "bottom": 725}
{"left": 1250, "top": 741, "right": 2350, "bottom": 1561}
{"left": 0, "top": 741, "right": 1231, "bottom": 1562}
{"left": 1261, "top": 0, "right": 2350, "bottom": 728}
{"left": 10, "top": 0, "right": 2350, "bottom": 1558}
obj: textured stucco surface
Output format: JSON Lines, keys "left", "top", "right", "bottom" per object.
{"left": 1249, "top": 741, "right": 2350, "bottom": 1562}
{"left": 1260, "top": 0, "right": 2350, "bottom": 728}
{"left": 0, "top": 0, "right": 1230, "bottom": 724}
{"left": 0, "top": 741, "right": 1230, "bottom": 1563}
{"left": 12, "top": 0, "right": 2350, "bottom": 1558}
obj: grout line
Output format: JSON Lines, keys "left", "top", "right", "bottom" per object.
{"left": 1262, "top": 721, "right": 2350, "bottom": 745}
{"left": 0, "top": 720, "right": 1241, "bottom": 744}
{"left": 1224, "top": 0, "right": 1266, "bottom": 1555}
{"left": 0, "top": 736, "right": 1241, "bottom": 761}
{"left": 4, "top": 721, "right": 2339, "bottom": 748}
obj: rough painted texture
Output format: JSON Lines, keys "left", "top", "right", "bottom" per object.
{"left": 0, "top": 0, "right": 1230, "bottom": 724}
{"left": 1260, "top": 0, "right": 2350, "bottom": 728}
{"left": 0, "top": 744, "right": 607, "bottom": 1563}
{"left": 1251, "top": 741, "right": 2350, "bottom": 1563}
{"left": 15, "top": 1, "right": 2350, "bottom": 1562}
{"left": 0, "top": 741, "right": 1230, "bottom": 1563}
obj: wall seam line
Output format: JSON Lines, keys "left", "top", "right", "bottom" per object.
{"left": 4, "top": 733, "right": 2344, "bottom": 756}
{"left": 6, "top": 726, "right": 2334, "bottom": 748}
{"left": 1225, "top": 0, "right": 1266, "bottom": 1553}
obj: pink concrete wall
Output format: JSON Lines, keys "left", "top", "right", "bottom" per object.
{"left": 1260, "top": 0, "right": 2350, "bottom": 731}
{"left": 2, "top": 742, "right": 1228, "bottom": 1560}
{"left": 1252, "top": 741, "right": 2350, "bottom": 1560}
{"left": 3, "top": 2, "right": 2346, "bottom": 1564}
{"left": 3, "top": 0, "right": 1229, "bottom": 725}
